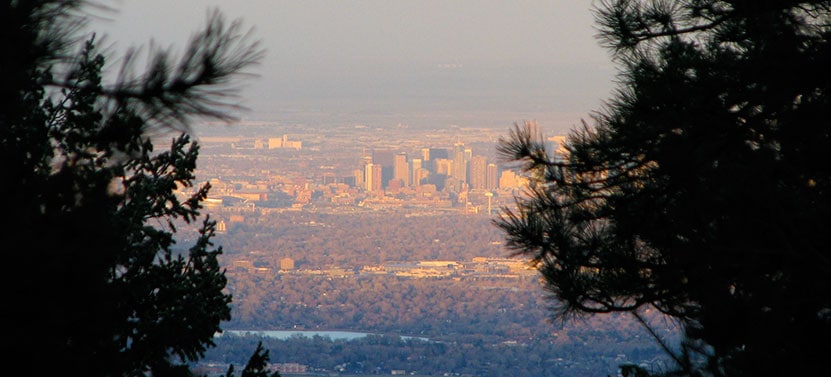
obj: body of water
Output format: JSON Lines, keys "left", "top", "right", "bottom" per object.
{"left": 220, "top": 330, "right": 429, "bottom": 342}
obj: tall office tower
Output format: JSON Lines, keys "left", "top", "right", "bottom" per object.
{"left": 415, "top": 168, "right": 429, "bottom": 187}
{"left": 452, "top": 142, "right": 468, "bottom": 184}
{"left": 410, "top": 158, "right": 422, "bottom": 187}
{"left": 424, "top": 147, "right": 448, "bottom": 174}
{"left": 435, "top": 158, "right": 453, "bottom": 176}
{"left": 393, "top": 152, "right": 409, "bottom": 187}
{"left": 372, "top": 149, "right": 395, "bottom": 188}
{"left": 464, "top": 147, "right": 473, "bottom": 184}
{"left": 353, "top": 169, "right": 364, "bottom": 188}
{"left": 469, "top": 155, "right": 489, "bottom": 190}
{"left": 486, "top": 163, "right": 498, "bottom": 190}
{"left": 365, "top": 163, "right": 374, "bottom": 192}
{"left": 371, "top": 164, "right": 383, "bottom": 192}
{"left": 374, "top": 164, "right": 385, "bottom": 192}
{"left": 365, "top": 163, "right": 383, "bottom": 192}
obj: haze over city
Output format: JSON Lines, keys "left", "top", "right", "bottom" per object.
{"left": 90, "top": 0, "right": 615, "bottom": 133}
{"left": 77, "top": 2, "right": 652, "bottom": 375}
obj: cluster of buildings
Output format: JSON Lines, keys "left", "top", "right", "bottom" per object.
{"left": 230, "top": 134, "right": 303, "bottom": 150}
{"left": 189, "top": 128, "right": 569, "bottom": 216}
{"left": 360, "top": 142, "right": 503, "bottom": 195}
{"left": 229, "top": 256, "right": 535, "bottom": 279}
{"left": 330, "top": 134, "right": 567, "bottom": 201}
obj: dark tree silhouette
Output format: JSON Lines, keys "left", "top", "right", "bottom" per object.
{"left": 225, "top": 341, "right": 280, "bottom": 377}
{"left": 1, "top": 1, "right": 269, "bottom": 376}
{"left": 496, "top": 1, "right": 831, "bottom": 376}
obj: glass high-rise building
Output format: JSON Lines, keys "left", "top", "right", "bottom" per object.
{"left": 452, "top": 142, "right": 468, "bottom": 184}
{"left": 372, "top": 149, "right": 395, "bottom": 188}
{"left": 393, "top": 152, "right": 409, "bottom": 187}
{"left": 469, "top": 155, "right": 488, "bottom": 190}
{"left": 410, "top": 158, "right": 422, "bottom": 187}
{"left": 486, "top": 163, "right": 499, "bottom": 190}
{"left": 365, "top": 163, "right": 383, "bottom": 192}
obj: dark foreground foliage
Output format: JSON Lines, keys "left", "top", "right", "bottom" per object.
{"left": 497, "top": 1, "right": 831, "bottom": 376}
{"left": 205, "top": 332, "right": 671, "bottom": 377}
{"left": 1, "top": 1, "right": 272, "bottom": 376}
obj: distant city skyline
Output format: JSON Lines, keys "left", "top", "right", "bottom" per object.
{"left": 89, "top": 0, "right": 616, "bottom": 134}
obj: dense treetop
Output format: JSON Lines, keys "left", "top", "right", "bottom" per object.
{"left": 497, "top": 1, "right": 831, "bottom": 376}
{"left": 1, "top": 1, "right": 270, "bottom": 376}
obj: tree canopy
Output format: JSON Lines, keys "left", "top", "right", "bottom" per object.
{"left": 1, "top": 1, "right": 272, "bottom": 376}
{"left": 496, "top": 1, "right": 831, "bottom": 376}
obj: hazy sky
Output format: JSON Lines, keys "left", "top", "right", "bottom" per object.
{"left": 90, "top": 0, "right": 616, "bottom": 133}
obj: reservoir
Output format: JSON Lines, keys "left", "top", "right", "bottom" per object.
{"left": 220, "top": 330, "right": 429, "bottom": 342}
